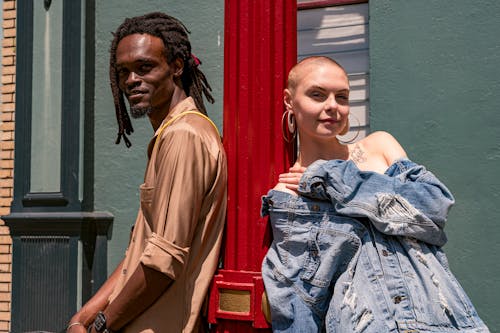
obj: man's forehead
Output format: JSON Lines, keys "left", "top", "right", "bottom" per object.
{"left": 116, "top": 33, "right": 165, "bottom": 62}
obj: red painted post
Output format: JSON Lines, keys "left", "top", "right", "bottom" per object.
{"left": 208, "top": 0, "right": 297, "bottom": 331}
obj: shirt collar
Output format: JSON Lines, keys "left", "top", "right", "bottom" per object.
{"left": 152, "top": 96, "right": 198, "bottom": 138}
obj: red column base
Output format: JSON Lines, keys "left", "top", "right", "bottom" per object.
{"left": 208, "top": 269, "right": 270, "bottom": 328}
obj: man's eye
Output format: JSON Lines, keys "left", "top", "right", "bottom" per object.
{"left": 138, "top": 64, "right": 153, "bottom": 73}
{"left": 117, "top": 68, "right": 128, "bottom": 77}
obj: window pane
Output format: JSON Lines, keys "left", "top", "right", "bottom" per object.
{"left": 298, "top": 3, "right": 369, "bottom": 142}
{"left": 30, "top": 0, "right": 63, "bottom": 192}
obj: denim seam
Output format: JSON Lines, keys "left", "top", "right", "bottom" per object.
{"left": 272, "top": 266, "right": 327, "bottom": 317}
{"left": 300, "top": 227, "right": 362, "bottom": 286}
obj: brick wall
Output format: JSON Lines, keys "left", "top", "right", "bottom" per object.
{"left": 0, "top": 0, "right": 14, "bottom": 331}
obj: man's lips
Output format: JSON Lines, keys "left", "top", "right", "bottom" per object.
{"left": 127, "top": 90, "right": 147, "bottom": 102}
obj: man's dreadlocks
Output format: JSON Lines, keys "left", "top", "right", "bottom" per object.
{"left": 109, "top": 12, "right": 214, "bottom": 147}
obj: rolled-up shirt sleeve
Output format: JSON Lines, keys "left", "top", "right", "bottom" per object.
{"left": 141, "top": 232, "right": 189, "bottom": 278}
{"left": 139, "top": 120, "right": 217, "bottom": 280}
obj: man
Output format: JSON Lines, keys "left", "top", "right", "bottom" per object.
{"left": 67, "top": 12, "right": 227, "bottom": 333}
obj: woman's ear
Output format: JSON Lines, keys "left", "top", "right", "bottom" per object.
{"left": 284, "top": 89, "right": 293, "bottom": 111}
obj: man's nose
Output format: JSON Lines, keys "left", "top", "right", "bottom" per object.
{"left": 126, "top": 72, "right": 140, "bottom": 87}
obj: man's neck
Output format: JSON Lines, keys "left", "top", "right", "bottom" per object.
{"left": 149, "top": 88, "right": 188, "bottom": 131}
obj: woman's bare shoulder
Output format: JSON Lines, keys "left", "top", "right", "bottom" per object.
{"left": 361, "top": 131, "right": 396, "bottom": 145}
{"left": 363, "top": 131, "right": 407, "bottom": 163}
{"left": 348, "top": 131, "right": 407, "bottom": 172}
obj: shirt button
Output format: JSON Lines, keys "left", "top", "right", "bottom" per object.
{"left": 311, "top": 204, "right": 320, "bottom": 211}
{"left": 382, "top": 249, "right": 389, "bottom": 256}
{"left": 393, "top": 295, "right": 404, "bottom": 304}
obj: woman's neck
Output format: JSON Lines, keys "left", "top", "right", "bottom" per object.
{"left": 295, "top": 137, "right": 349, "bottom": 168}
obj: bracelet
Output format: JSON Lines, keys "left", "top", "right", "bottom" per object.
{"left": 67, "top": 322, "right": 84, "bottom": 331}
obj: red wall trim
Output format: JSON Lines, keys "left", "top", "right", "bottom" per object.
{"left": 222, "top": 0, "right": 296, "bottom": 273}
{"left": 298, "top": 0, "right": 368, "bottom": 10}
{"left": 210, "top": 0, "right": 297, "bottom": 330}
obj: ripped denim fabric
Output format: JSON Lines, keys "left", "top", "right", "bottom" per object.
{"left": 262, "top": 159, "right": 489, "bottom": 333}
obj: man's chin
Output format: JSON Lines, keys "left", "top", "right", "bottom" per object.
{"left": 130, "top": 106, "right": 152, "bottom": 119}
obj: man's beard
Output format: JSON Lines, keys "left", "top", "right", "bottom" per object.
{"left": 130, "top": 106, "right": 152, "bottom": 119}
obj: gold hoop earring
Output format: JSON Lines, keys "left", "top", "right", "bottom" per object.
{"left": 337, "top": 113, "right": 361, "bottom": 144}
{"left": 282, "top": 110, "right": 296, "bottom": 143}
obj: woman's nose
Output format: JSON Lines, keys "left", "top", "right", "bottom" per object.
{"left": 325, "top": 94, "right": 338, "bottom": 110}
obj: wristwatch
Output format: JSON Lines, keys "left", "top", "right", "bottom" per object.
{"left": 93, "top": 311, "right": 110, "bottom": 333}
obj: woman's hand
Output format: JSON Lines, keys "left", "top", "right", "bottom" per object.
{"left": 278, "top": 166, "right": 306, "bottom": 191}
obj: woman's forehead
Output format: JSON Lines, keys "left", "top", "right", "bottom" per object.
{"left": 296, "top": 63, "right": 349, "bottom": 90}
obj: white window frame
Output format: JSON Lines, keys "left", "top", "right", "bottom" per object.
{"left": 298, "top": 0, "right": 369, "bottom": 142}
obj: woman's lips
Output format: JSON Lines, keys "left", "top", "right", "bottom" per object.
{"left": 319, "top": 118, "right": 339, "bottom": 124}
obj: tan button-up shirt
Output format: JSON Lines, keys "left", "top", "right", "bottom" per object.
{"left": 109, "top": 97, "right": 227, "bottom": 332}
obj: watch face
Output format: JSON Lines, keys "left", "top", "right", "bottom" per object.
{"left": 94, "top": 312, "right": 106, "bottom": 332}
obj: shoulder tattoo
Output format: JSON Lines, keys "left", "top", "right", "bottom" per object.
{"left": 350, "top": 144, "right": 367, "bottom": 164}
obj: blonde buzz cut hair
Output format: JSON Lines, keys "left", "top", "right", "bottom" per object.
{"left": 287, "top": 56, "right": 347, "bottom": 93}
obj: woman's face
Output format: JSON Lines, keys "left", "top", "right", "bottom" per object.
{"left": 285, "top": 62, "right": 350, "bottom": 143}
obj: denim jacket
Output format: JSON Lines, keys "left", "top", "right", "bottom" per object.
{"left": 261, "top": 159, "right": 489, "bottom": 333}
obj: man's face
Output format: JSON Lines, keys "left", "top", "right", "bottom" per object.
{"left": 115, "top": 33, "right": 180, "bottom": 118}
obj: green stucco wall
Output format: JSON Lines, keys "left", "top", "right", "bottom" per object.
{"left": 93, "top": 1, "right": 224, "bottom": 271}
{"left": 91, "top": 1, "right": 499, "bottom": 329}
{"left": 370, "top": 1, "right": 500, "bottom": 330}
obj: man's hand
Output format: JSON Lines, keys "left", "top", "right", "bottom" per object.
{"left": 88, "top": 324, "right": 97, "bottom": 333}
{"left": 278, "top": 166, "right": 306, "bottom": 192}
{"left": 66, "top": 322, "right": 88, "bottom": 333}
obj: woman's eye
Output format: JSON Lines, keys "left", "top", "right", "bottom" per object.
{"left": 336, "top": 95, "right": 349, "bottom": 103}
{"left": 310, "top": 91, "right": 324, "bottom": 99}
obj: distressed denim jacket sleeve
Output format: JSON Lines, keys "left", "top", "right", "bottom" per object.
{"left": 298, "top": 159, "right": 455, "bottom": 246}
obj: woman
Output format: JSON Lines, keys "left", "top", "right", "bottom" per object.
{"left": 261, "top": 56, "right": 489, "bottom": 332}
